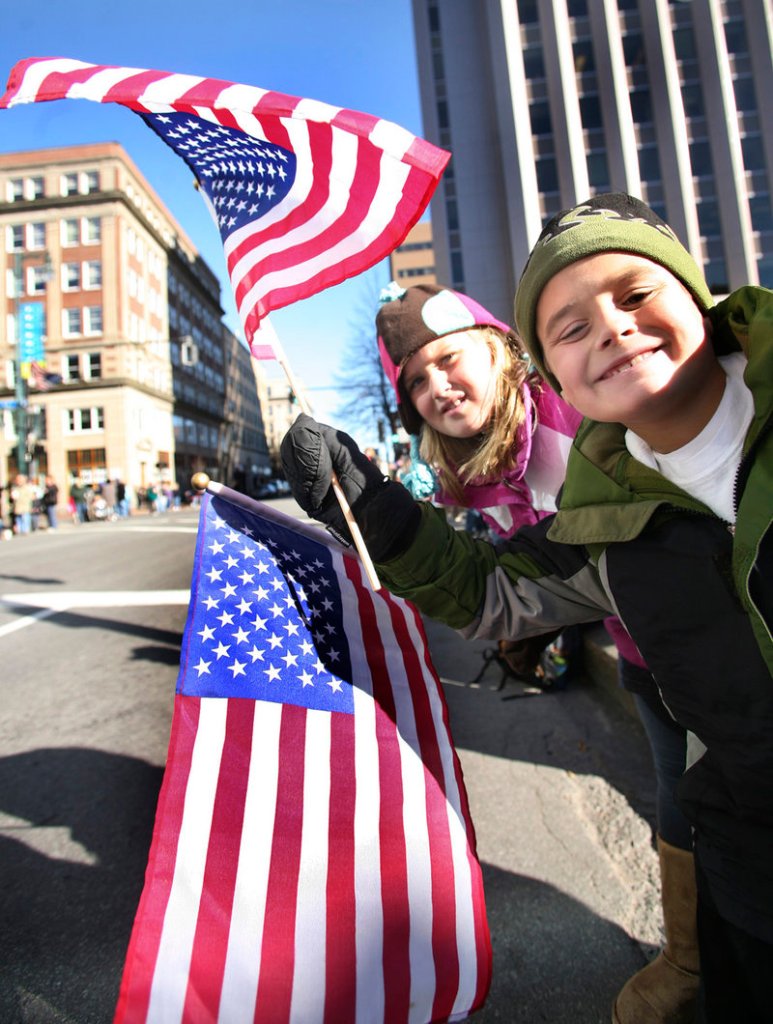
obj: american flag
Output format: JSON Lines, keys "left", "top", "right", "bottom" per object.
{"left": 114, "top": 486, "right": 491, "bottom": 1024}
{"left": 0, "top": 57, "right": 450, "bottom": 348}
{"left": 29, "top": 360, "right": 62, "bottom": 391}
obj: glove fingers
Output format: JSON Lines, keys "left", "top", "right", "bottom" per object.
{"left": 280, "top": 414, "right": 333, "bottom": 514}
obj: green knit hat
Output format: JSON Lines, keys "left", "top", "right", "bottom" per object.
{"left": 514, "top": 193, "right": 714, "bottom": 392}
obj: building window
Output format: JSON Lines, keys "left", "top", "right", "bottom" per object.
{"left": 83, "top": 217, "right": 101, "bottom": 244}
{"left": 741, "top": 135, "right": 766, "bottom": 173}
{"left": 63, "top": 353, "right": 80, "bottom": 381}
{"left": 29, "top": 265, "right": 49, "bottom": 295}
{"left": 6, "top": 267, "right": 22, "bottom": 298}
{"left": 83, "top": 260, "right": 102, "bottom": 289}
{"left": 83, "top": 306, "right": 103, "bottom": 335}
{"left": 749, "top": 195, "right": 773, "bottom": 233}
{"left": 62, "top": 173, "right": 79, "bottom": 197}
{"left": 7, "top": 224, "right": 24, "bottom": 252}
{"left": 30, "top": 176, "right": 44, "bottom": 200}
{"left": 530, "top": 101, "right": 552, "bottom": 136}
{"left": 61, "top": 218, "right": 79, "bottom": 247}
{"left": 66, "top": 447, "right": 107, "bottom": 483}
{"left": 84, "top": 170, "right": 99, "bottom": 193}
{"left": 65, "top": 407, "right": 105, "bottom": 433}
{"left": 86, "top": 352, "right": 102, "bottom": 379}
{"left": 63, "top": 308, "right": 82, "bottom": 336}
{"left": 62, "top": 262, "right": 81, "bottom": 291}
{"left": 7, "top": 178, "right": 24, "bottom": 202}
{"left": 697, "top": 200, "right": 721, "bottom": 238}
{"left": 28, "top": 222, "right": 46, "bottom": 249}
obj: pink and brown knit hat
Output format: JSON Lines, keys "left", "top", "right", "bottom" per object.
{"left": 376, "top": 282, "right": 518, "bottom": 433}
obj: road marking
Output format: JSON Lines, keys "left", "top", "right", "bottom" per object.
{"left": 0, "top": 590, "right": 190, "bottom": 638}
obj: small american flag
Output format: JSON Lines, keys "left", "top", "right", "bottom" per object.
{"left": 0, "top": 57, "right": 450, "bottom": 349}
{"left": 29, "top": 360, "right": 62, "bottom": 391}
{"left": 114, "top": 486, "right": 491, "bottom": 1024}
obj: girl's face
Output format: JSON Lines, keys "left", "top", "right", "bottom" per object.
{"left": 402, "top": 330, "right": 497, "bottom": 438}
{"left": 536, "top": 253, "right": 724, "bottom": 452}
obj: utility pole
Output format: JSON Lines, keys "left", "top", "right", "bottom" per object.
{"left": 13, "top": 250, "right": 51, "bottom": 476}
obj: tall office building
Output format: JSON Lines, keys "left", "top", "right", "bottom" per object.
{"left": 412, "top": 0, "right": 773, "bottom": 324}
{"left": 0, "top": 142, "right": 271, "bottom": 499}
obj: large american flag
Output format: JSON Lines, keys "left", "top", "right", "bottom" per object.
{"left": 114, "top": 486, "right": 491, "bottom": 1024}
{"left": 0, "top": 57, "right": 450, "bottom": 348}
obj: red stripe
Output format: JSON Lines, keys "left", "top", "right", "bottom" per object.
{"left": 181, "top": 698, "right": 255, "bottom": 1022}
{"left": 343, "top": 559, "right": 411, "bottom": 1023}
{"left": 253, "top": 702, "right": 307, "bottom": 1022}
{"left": 101, "top": 69, "right": 170, "bottom": 107}
{"left": 410, "top": 604, "right": 493, "bottom": 1014}
{"left": 323, "top": 709, "right": 357, "bottom": 1024}
{"left": 114, "top": 695, "right": 201, "bottom": 1024}
{"left": 387, "top": 598, "right": 460, "bottom": 1021}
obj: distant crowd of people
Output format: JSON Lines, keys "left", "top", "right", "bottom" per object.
{"left": 1, "top": 474, "right": 185, "bottom": 536}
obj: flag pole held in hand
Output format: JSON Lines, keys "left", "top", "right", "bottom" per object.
{"left": 253, "top": 319, "right": 382, "bottom": 591}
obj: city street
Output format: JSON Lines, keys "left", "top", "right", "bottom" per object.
{"left": 0, "top": 500, "right": 661, "bottom": 1023}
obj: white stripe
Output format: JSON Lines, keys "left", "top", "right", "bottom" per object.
{"left": 138, "top": 72, "right": 205, "bottom": 106}
{"left": 7, "top": 58, "right": 89, "bottom": 106}
{"left": 334, "top": 551, "right": 385, "bottom": 1024}
{"left": 400, "top": 599, "right": 481, "bottom": 1017}
{"left": 293, "top": 96, "right": 340, "bottom": 124}
{"left": 369, "top": 584, "right": 435, "bottom": 1023}
{"left": 212, "top": 82, "right": 270, "bottom": 113}
{"left": 368, "top": 118, "right": 414, "bottom": 160}
{"left": 218, "top": 700, "right": 283, "bottom": 1022}
{"left": 67, "top": 65, "right": 147, "bottom": 102}
{"left": 289, "top": 708, "right": 332, "bottom": 1024}
{"left": 0, "top": 605, "right": 59, "bottom": 638}
{"left": 146, "top": 697, "right": 228, "bottom": 1024}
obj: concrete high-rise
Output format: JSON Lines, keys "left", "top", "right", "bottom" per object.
{"left": 412, "top": 0, "right": 773, "bottom": 324}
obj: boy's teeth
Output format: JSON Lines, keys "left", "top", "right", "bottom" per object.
{"left": 606, "top": 350, "right": 653, "bottom": 378}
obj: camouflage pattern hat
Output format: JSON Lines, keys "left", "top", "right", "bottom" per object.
{"left": 514, "top": 192, "right": 714, "bottom": 392}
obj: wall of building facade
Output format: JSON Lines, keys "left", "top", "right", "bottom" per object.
{"left": 412, "top": 0, "right": 773, "bottom": 324}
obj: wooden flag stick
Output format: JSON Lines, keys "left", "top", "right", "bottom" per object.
{"left": 194, "top": 179, "right": 380, "bottom": 590}
{"left": 252, "top": 319, "right": 382, "bottom": 593}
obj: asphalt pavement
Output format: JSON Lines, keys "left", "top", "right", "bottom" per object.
{"left": 0, "top": 502, "right": 663, "bottom": 1024}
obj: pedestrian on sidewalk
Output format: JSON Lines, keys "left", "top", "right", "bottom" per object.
{"left": 10, "top": 473, "right": 36, "bottom": 535}
{"left": 281, "top": 193, "right": 772, "bottom": 1023}
{"left": 41, "top": 474, "right": 59, "bottom": 530}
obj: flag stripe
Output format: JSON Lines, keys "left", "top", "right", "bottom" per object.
{"left": 347, "top": 560, "right": 413, "bottom": 1023}
{"left": 114, "top": 695, "right": 201, "bottom": 1024}
{"left": 324, "top": 709, "right": 357, "bottom": 1024}
{"left": 182, "top": 698, "right": 254, "bottom": 1021}
{"left": 145, "top": 699, "right": 228, "bottom": 1022}
{"left": 217, "top": 701, "right": 283, "bottom": 1023}
{"left": 253, "top": 702, "right": 307, "bottom": 1021}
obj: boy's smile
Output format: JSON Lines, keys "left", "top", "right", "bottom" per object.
{"left": 536, "top": 253, "right": 726, "bottom": 452}
{"left": 402, "top": 331, "right": 496, "bottom": 438}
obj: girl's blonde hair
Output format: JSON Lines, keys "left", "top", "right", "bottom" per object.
{"left": 418, "top": 326, "right": 534, "bottom": 503}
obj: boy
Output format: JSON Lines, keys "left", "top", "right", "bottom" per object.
{"left": 281, "top": 193, "right": 772, "bottom": 1022}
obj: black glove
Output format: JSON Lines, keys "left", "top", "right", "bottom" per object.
{"left": 280, "top": 413, "right": 420, "bottom": 561}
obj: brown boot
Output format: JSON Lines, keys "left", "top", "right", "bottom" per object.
{"left": 612, "top": 836, "right": 700, "bottom": 1024}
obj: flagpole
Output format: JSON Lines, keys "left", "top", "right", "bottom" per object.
{"left": 194, "top": 181, "right": 381, "bottom": 591}
{"left": 257, "top": 325, "right": 382, "bottom": 592}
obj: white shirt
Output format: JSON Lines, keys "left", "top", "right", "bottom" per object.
{"left": 625, "top": 353, "right": 752, "bottom": 524}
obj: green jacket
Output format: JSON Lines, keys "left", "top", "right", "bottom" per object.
{"left": 377, "top": 285, "right": 773, "bottom": 941}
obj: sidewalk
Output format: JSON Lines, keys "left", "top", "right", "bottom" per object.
{"left": 423, "top": 616, "right": 660, "bottom": 1023}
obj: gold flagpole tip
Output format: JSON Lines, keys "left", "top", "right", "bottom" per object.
{"left": 191, "top": 472, "right": 211, "bottom": 491}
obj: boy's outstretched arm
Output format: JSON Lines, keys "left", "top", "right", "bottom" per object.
{"left": 281, "top": 414, "right": 611, "bottom": 638}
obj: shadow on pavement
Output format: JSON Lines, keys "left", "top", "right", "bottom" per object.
{"left": 0, "top": 747, "right": 163, "bottom": 1024}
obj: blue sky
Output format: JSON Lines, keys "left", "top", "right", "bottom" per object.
{"left": 0, "top": 0, "right": 425, "bottom": 430}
